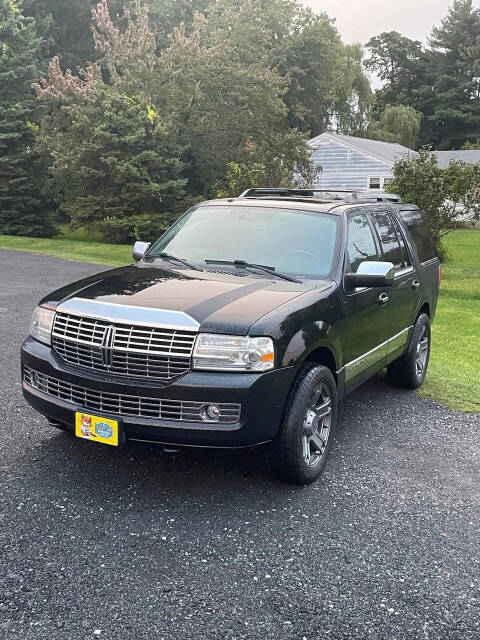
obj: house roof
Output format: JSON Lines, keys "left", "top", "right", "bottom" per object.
{"left": 308, "top": 132, "right": 415, "bottom": 166}
{"left": 433, "top": 150, "right": 480, "bottom": 168}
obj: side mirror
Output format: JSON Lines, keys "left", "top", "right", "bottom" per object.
{"left": 132, "top": 241, "right": 151, "bottom": 262}
{"left": 344, "top": 261, "right": 395, "bottom": 290}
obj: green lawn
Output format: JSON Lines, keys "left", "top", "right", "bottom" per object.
{"left": 0, "top": 227, "right": 478, "bottom": 412}
{"left": 418, "top": 229, "right": 480, "bottom": 413}
{"left": 0, "top": 230, "right": 131, "bottom": 267}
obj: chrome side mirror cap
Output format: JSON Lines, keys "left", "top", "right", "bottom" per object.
{"left": 132, "top": 241, "right": 151, "bottom": 262}
{"left": 345, "top": 261, "right": 395, "bottom": 290}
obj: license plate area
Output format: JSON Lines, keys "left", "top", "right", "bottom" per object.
{"left": 75, "top": 411, "right": 121, "bottom": 446}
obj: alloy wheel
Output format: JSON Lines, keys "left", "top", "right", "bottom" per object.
{"left": 302, "top": 383, "right": 332, "bottom": 468}
{"left": 415, "top": 327, "right": 430, "bottom": 376}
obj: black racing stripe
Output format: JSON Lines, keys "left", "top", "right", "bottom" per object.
{"left": 185, "top": 280, "right": 269, "bottom": 324}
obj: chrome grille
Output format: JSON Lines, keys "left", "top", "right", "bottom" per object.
{"left": 52, "top": 311, "right": 196, "bottom": 382}
{"left": 23, "top": 367, "right": 241, "bottom": 424}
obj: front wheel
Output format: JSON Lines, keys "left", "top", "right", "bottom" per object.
{"left": 387, "top": 313, "right": 431, "bottom": 389}
{"left": 269, "top": 364, "right": 338, "bottom": 485}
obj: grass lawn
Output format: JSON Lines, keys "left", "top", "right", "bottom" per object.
{"left": 418, "top": 229, "right": 480, "bottom": 413}
{"left": 0, "top": 227, "right": 478, "bottom": 412}
{"left": 0, "top": 228, "right": 131, "bottom": 267}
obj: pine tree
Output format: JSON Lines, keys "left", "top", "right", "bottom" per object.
{"left": 429, "top": 0, "right": 480, "bottom": 149}
{"left": 34, "top": 2, "right": 188, "bottom": 241}
{"left": 0, "top": 0, "right": 54, "bottom": 236}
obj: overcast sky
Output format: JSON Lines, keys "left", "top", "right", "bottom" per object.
{"left": 303, "top": 0, "right": 480, "bottom": 45}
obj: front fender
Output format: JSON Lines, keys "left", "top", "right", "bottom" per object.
{"left": 281, "top": 321, "right": 342, "bottom": 371}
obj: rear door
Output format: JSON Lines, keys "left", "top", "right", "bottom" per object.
{"left": 398, "top": 207, "right": 440, "bottom": 321}
{"left": 369, "top": 208, "right": 419, "bottom": 362}
{"left": 342, "top": 210, "right": 393, "bottom": 390}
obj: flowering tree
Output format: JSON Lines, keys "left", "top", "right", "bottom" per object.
{"left": 34, "top": 1, "right": 187, "bottom": 241}
{"left": 34, "top": 0, "right": 318, "bottom": 238}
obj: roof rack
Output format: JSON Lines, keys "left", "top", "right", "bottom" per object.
{"left": 238, "top": 188, "right": 402, "bottom": 204}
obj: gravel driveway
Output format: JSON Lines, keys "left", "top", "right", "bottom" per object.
{"left": 0, "top": 249, "right": 479, "bottom": 640}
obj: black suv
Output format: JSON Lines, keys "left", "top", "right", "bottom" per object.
{"left": 21, "top": 188, "right": 440, "bottom": 484}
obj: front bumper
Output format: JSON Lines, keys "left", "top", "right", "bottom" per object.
{"left": 21, "top": 337, "right": 295, "bottom": 448}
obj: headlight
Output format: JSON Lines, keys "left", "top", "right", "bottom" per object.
{"left": 30, "top": 306, "right": 55, "bottom": 345}
{"left": 192, "top": 334, "right": 274, "bottom": 372}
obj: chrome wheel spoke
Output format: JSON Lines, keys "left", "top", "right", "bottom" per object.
{"left": 301, "top": 382, "right": 333, "bottom": 468}
{"left": 415, "top": 328, "right": 430, "bottom": 376}
{"left": 302, "top": 435, "right": 311, "bottom": 464}
{"left": 310, "top": 433, "right": 326, "bottom": 453}
{"left": 316, "top": 398, "right": 332, "bottom": 420}
{"left": 309, "top": 386, "right": 321, "bottom": 407}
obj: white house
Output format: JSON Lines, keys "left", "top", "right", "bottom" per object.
{"left": 433, "top": 150, "right": 480, "bottom": 168}
{"left": 308, "top": 132, "right": 415, "bottom": 192}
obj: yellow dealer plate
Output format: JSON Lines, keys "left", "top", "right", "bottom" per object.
{"left": 75, "top": 412, "right": 119, "bottom": 446}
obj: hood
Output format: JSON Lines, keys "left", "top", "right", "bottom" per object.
{"left": 41, "top": 263, "right": 330, "bottom": 335}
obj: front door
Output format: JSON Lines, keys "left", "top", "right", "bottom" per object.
{"left": 342, "top": 210, "right": 394, "bottom": 391}
{"left": 369, "top": 208, "right": 420, "bottom": 363}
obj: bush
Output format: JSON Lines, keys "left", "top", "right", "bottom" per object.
{"left": 390, "top": 148, "right": 480, "bottom": 247}
{"left": 97, "top": 213, "right": 179, "bottom": 244}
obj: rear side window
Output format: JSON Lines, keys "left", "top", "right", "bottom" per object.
{"left": 391, "top": 216, "right": 411, "bottom": 267}
{"left": 347, "top": 214, "right": 379, "bottom": 273}
{"left": 398, "top": 209, "right": 437, "bottom": 263}
{"left": 371, "top": 211, "right": 404, "bottom": 269}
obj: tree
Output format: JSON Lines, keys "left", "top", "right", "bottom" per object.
{"left": 23, "top": 0, "right": 214, "bottom": 71}
{"left": 275, "top": 8, "right": 371, "bottom": 136}
{"left": 367, "top": 105, "right": 422, "bottom": 149}
{"left": 365, "top": 31, "right": 429, "bottom": 114}
{"left": 34, "top": 1, "right": 187, "bottom": 241}
{"left": 427, "top": 0, "right": 480, "bottom": 149}
{"left": 0, "top": 0, "right": 55, "bottom": 237}
{"left": 462, "top": 139, "right": 480, "bottom": 149}
{"left": 215, "top": 133, "right": 321, "bottom": 198}
{"left": 335, "top": 42, "right": 373, "bottom": 135}
{"left": 156, "top": 0, "right": 317, "bottom": 196}
{"left": 389, "top": 148, "right": 480, "bottom": 247}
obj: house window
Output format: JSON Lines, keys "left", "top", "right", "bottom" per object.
{"left": 368, "top": 176, "right": 394, "bottom": 190}
{"left": 383, "top": 177, "right": 394, "bottom": 189}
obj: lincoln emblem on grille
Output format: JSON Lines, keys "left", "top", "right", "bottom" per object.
{"left": 101, "top": 325, "right": 116, "bottom": 368}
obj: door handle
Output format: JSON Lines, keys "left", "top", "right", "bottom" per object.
{"left": 412, "top": 279, "right": 421, "bottom": 289}
{"left": 378, "top": 293, "right": 389, "bottom": 305}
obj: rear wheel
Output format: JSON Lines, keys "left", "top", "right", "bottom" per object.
{"left": 269, "top": 364, "right": 338, "bottom": 485}
{"left": 387, "top": 313, "right": 431, "bottom": 389}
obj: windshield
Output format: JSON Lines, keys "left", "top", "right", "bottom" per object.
{"left": 147, "top": 205, "right": 339, "bottom": 279}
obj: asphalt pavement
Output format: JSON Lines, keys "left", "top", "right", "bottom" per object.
{"left": 0, "top": 248, "right": 479, "bottom": 640}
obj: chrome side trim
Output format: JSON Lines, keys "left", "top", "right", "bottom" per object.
{"left": 420, "top": 257, "right": 440, "bottom": 267}
{"left": 344, "top": 341, "right": 388, "bottom": 383}
{"left": 388, "top": 326, "right": 412, "bottom": 355}
{"left": 56, "top": 298, "right": 200, "bottom": 331}
{"left": 394, "top": 266, "right": 415, "bottom": 279}
{"left": 343, "top": 326, "right": 412, "bottom": 382}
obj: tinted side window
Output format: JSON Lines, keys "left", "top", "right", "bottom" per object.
{"left": 371, "top": 211, "right": 404, "bottom": 268}
{"left": 399, "top": 209, "right": 437, "bottom": 263}
{"left": 391, "top": 216, "right": 411, "bottom": 266}
{"left": 347, "top": 214, "right": 379, "bottom": 273}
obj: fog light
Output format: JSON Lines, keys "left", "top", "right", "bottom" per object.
{"left": 200, "top": 404, "right": 221, "bottom": 422}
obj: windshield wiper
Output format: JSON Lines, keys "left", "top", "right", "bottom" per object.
{"left": 204, "top": 259, "right": 302, "bottom": 283}
{"left": 157, "top": 252, "right": 203, "bottom": 272}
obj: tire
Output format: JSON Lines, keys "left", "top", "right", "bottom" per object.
{"left": 386, "top": 313, "right": 431, "bottom": 389}
{"left": 269, "top": 363, "right": 338, "bottom": 485}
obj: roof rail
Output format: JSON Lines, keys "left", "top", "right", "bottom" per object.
{"left": 238, "top": 188, "right": 402, "bottom": 204}
{"left": 239, "top": 188, "right": 319, "bottom": 198}
{"left": 344, "top": 192, "right": 403, "bottom": 204}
